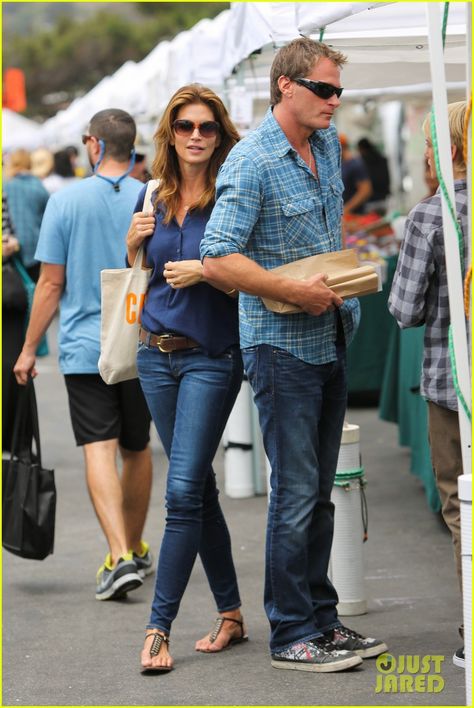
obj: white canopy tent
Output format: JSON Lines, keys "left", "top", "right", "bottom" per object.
{"left": 2, "top": 108, "right": 43, "bottom": 151}
{"left": 18, "top": 1, "right": 466, "bottom": 149}
{"left": 224, "top": 2, "right": 467, "bottom": 105}
{"left": 35, "top": 10, "right": 234, "bottom": 149}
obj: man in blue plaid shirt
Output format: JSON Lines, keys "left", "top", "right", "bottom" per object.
{"left": 389, "top": 101, "right": 468, "bottom": 669}
{"left": 201, "top": 38, "right": 386, "bottom": 672}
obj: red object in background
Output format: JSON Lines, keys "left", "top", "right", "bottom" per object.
{"left": 3, "top": 68, "right": 27, "bottom": 112}
{"left": 343, "top": 212, "right": 394, "bottom": 238}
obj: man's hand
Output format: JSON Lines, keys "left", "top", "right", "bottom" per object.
{"left": 293, "top": 272, "right": 343, "bottom": 316}
{"left": 14, "top": 349, "right": 37, "bottom": 385}
{"left": 163, "top": 260, "right": 203, "bottom": 289}
{"left": 203, "top": 254, "right": 343, "bottom": 315}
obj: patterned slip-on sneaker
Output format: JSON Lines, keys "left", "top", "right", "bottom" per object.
{"left": 271, "top": 637, "right": 362, "bottom": 673}
{"left": 325, "top": 625, "right": 388, "bottom": 659}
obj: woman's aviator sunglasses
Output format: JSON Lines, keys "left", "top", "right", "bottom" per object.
{"left": 172, "top": 119, "right": 220, "bottom": 138}
{"left": 294, "top": 77, "right": 343, "bottom": 100}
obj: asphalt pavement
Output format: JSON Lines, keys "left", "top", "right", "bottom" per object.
{"left": 2, "top": 320, "right": 466, "bottom": 706}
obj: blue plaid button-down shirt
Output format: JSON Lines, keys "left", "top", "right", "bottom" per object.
{"left": 201, "top": 108, "right": 360, "bottom": 365}
{"left": 388, "top": 179, "right": 468, "bottom": 411}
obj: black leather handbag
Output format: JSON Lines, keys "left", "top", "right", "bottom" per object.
{"left": 2, "top": 379, "right": 56, "bottom": 560}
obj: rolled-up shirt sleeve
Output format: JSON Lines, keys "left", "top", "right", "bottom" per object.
{"left": 200, "top": 155, "right": 261, "bottom": 260}
{"left": 388, "top": 213, "right": 434, "bottom": 328}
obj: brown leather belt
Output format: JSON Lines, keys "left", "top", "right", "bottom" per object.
{"left": 139, "top": 328, "right": 199, "bottom": 353}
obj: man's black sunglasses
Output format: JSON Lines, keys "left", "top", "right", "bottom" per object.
{"left": 294, "top": 77, "right": 343, "bottom": 100}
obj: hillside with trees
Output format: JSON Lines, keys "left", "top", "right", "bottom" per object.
{"left": 3, "top": 2, "right": 229, "bottom": 120}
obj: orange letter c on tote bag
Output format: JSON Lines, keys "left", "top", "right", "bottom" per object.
{"left": 125, "top": 292, "right": 146, "bottom": 324}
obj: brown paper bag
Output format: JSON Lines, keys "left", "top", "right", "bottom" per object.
{"left": 261, "top": 249, "right": 379, "bottom": 314}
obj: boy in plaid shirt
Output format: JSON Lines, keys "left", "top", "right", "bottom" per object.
{"left": 389, "top": 101, "right": 468, "bottom": 668}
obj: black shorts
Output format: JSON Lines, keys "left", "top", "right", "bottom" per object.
{"left": 64, "top": 374, "right": 151, "bottom": 450}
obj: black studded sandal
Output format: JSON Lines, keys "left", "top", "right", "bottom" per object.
{"left": 141, "top": 630, "right": 173, "bottom": 674}
{"left": 199, "top": 616, "right": 249, "bottom": 653}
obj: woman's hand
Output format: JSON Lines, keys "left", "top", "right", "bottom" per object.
{"left": 126, "top": 212, "right": 155, "bottom": 265}
{"left": 2, "top": 236, "right": 20, "bottom": 260}
{"left": 163, "top": 260, "right": 204, "bottom": 289}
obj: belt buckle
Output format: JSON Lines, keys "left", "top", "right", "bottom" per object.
{"left": 157, "top": 334, "right": 173, "bottom": 352}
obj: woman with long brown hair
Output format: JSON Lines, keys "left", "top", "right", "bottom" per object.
{"left": 126, "top": 85, "right": 247, "bottom": 673}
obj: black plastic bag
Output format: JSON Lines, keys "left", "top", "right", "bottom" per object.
{"left": 2, "top": 379, "right": 56, "bottom": 560}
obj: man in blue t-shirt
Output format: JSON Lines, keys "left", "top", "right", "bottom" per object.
{"left": 14, "top": 109, "right": 153, "bottom": 601}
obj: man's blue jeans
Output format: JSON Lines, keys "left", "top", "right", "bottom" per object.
{"left": 243, "top": 344, "right": 347, "bottom": 652}
{"left": 137, "top": 342, "right": 243, "bottom": 633}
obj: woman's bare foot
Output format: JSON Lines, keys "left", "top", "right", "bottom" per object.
{"left": 141, "top": 629, "right": 173, "bottom": 671}
{"left": 195, "top": 610, "right": 248, "bottom": 652}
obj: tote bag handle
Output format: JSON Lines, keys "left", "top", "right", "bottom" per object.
{"left": 132, "top": 179, "right": 160, "bottom": 271}
{"left": 10, "top": 378, "right": 42, "bottom": 467}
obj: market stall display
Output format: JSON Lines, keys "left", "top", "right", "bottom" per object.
{"left": 345, "top": 213, "right": 399, "bottom": 400}
{"left": 379, "top": 324, "right": 441, "bottom": 513}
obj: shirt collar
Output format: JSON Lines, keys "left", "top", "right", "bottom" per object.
{"left": 454, "top": 178, "right": 467, "bottom": 190}
{"left": 436, "top": 178, "right": 467, "bottom": 195}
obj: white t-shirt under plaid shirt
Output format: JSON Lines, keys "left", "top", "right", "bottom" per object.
{"left": 388, "top": 179, "right": 468, "bottom": 411}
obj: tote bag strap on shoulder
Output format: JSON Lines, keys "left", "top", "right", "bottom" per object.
{"left": 132, "top": 179, "right": 160, "bottom": 270}
{"left": 143, "top": 178, "right": 160, "bottom": 215}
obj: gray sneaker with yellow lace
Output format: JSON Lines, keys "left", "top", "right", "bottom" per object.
{"left": 96, "top": 552, "right": 143, "bottom": 600}
{"left": 132, "top": 540, "right": 154, "bottom": 579}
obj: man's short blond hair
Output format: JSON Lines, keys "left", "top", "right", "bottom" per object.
{"left": 270, "top": 37, "right": 347, "bottom": 106}
{"left": 422, "top": 101, "right": 467, "bottom": 171}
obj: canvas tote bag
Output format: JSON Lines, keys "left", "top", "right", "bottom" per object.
{"left": 98, "top": 179, "right": 159, "bottom": 384}
{"left": 261, "top": 249, "right": 379, "bottom": 314}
